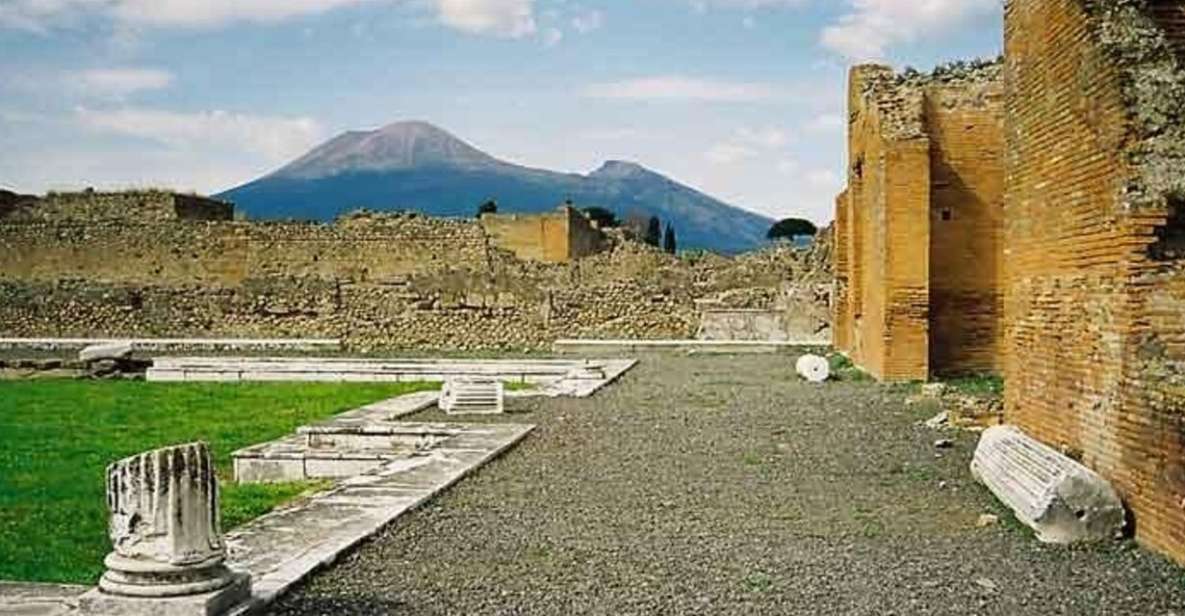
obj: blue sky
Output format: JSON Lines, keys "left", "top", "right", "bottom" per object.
{"left": 0, "top": 0, "right": 1002, "bottom": 223}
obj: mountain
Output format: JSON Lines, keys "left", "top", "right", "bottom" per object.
{"left": 218, "top": 121, "right": 775, "bottom": 254}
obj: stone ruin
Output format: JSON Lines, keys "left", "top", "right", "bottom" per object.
{"left": 0, "top": 191, "right": 832, "bottom": 351}
{"left": 833, "top": 58, "right": 1004, "bottom": 381}
{"left": 79, "top": 442, "right": 250, "bottom": 615}
{"left": 833, "top": 0, "right": 1185, "bottom": 567}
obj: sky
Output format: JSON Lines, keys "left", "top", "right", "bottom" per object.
{"left": 0, "top": 0, "right": 1003, "bottom": 224}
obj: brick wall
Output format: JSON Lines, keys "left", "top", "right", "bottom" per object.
{"left": 834, "top": 62, "right": 1005, "bottom": 381}
{"left": 926, "top": 78, "right": 1006, "bottom": 375}
{"left": 479, "top": 205, "right": 604, "bottom": 263}
{"left": 1004, "top": 0, "right": 1185, "bottom": 565}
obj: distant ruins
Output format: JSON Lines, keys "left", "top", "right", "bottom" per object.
{"left": 0, "top": 190, "right": 831, "bottom": 350}
{"left": 836, "top": 0, "right": 1185, "bottom": 567}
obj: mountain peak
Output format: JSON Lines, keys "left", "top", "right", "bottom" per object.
{"left": 591, "top": 160, "right": 649, "bottom": 179}
{"left": 270, "top": 120, "right": 500, "bottom": 180}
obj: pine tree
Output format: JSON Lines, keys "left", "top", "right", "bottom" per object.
{"left": 663, "top": 224, "right": 677, "bottom": 254}
{"left": 644, "top": 216, "right": 662, "bottom": 247}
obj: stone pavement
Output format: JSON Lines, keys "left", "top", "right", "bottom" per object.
{"left": 268, "top": 354, "right": 1185, "bottom": 616}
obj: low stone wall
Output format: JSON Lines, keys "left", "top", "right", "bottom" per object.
{"left": 0, "top": 213, "right": 832, "bottom": 351}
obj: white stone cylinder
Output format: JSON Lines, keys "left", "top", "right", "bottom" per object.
{"left": 795, "top": 354, "right": 830, "bottom": 383}
{"left": 971, "top": 425, "right": 1126, "bottom": 544}
{"left": 99, "top": 442, "right": 237, "bottom": 598}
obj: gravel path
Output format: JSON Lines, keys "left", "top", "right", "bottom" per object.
{"left": 269, "top": 354, "right": 1185, "bottom": 615}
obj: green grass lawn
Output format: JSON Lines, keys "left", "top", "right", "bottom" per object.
{"left": 0, "top": 380, "right": 438, "bottom": 584}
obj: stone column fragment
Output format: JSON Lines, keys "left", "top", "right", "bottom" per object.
{"left": 82, "top": 442, "right": 250, "bottom": 616}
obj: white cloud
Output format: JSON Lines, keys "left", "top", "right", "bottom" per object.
{"left": 112, "top": 0, "right": 373, "bottom": 27}
{"left": 736, "top": 126, "right": 790, "bottom": 148}
{"left": 436, "top": 0, "right": 536, "bottom": 38}
{"left": 821, "top": 0, "right": 998, "bottom": 60}
{"left": 570, "top": 8, "right": 602, "bottom": 34}
{"left": 0, "top": 0, "right": 106, "bottom": 32}
{"left": 803, "top": 112, "right": 844, "bottom": 134}
{"left": 75, "top": 106, "right": 324, "bottom": 161}
{"left": 74, "top": 67, "right": 174, "bottom": 97}
{"left": 690, "top": 0, "right": 806, "bottom": 10}
{"left": 542, "top": 26, "right": 562, "bottom": 46}
{"left": 805, "top": 168, "right": 840, "bottom": 188}
{"left": 705, "top": 143, "right": 758, "bottom": 164}
{"left": 1, "top": 0, "right": 540, "bottom": 39}
{"left": 584, "top": 76, "right": 787, "bottom": 103}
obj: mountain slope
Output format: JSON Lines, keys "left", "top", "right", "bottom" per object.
{"left": 219, "top": 121, "right": 774, "bottom": 254}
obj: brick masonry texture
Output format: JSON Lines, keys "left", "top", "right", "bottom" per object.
{"left": 833, "top": 61, "right": 1005, "bottom": 381}
{"left": 1003, "top": 0, "right": 1185, "bottom": 565}
{"left": 0, "top": 192, "right": 831, "bottom": 351}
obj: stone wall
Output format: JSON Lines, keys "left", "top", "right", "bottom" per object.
{"left": 479, "top": 205, "right": 604, "bottom": 263}
{"left": 0, "top": 190, "right": 232, "bottom": 223}
{"left": 0, "top": 193, "right": 830, "bottom": 351}
{"left": 1003, "top": 0, "right": 1185, "bottom": 565}
{"left": 834, "top": 61, "right": 1005, "bottom": 381}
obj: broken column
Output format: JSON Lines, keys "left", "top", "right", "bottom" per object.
{"left": 971, "top": 425, "right": 1126, "bottom": 544}
{"left": 795, "top": 354, "right": 830, "bottom": 383}
{"left": 80, "top": 442, "right": 250, "bottom": 616}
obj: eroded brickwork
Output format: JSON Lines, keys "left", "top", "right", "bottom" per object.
{"left": 479, "top": 205, "right": 604, "bottom": 263}
{"left": 834, "top": 62, "right": 1004, "bottom": 381}
{"left": 1004, "top": 0, "right": 1185, "bottom": 565}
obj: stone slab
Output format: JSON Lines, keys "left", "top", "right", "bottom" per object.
{"left": 0, "top": 582, "right": 88, "bottom": 616}
{"left": 147, "top": 358, "right": 637, "bottom": 399}
{"left": 77, "top": 573, "right": 249, "bottom": 616}
{"left": 554, "top": 339, "right": 826, "bottom": 355}
{"left": 0, "top": 338, "right": 340, "bottom": 352}
{"left": 223, "top": 422, "right": 534, "bottom": 612}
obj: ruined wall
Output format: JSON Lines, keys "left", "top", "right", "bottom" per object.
{"left": 925, "top": 69, "right": 1006, "bottom": 375}
{"left": 1004, "top": 0, "right": 1185, "bottom": 565}
{"left": 834, "top": 62, "right": 1005, "bottom": 381}
{"left": 0, "top": 213, "right": 489, "bottom": 286}
{"left": 837, "top": 65, "right": 932, "bottom": 381}
{"left": 0, "top": 193, "right": 828, "bottom": 350}
{"left": 0, "top": 190, "right": 232, "bottom": 223}
{"left": 479, "top": 206, "right": 604, "bottom": 263}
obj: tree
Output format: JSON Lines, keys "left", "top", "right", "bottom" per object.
{"left": 644, "top": 216, "right": 662, "bottom": 247}
{"left": 582, "top": 206, "right": 620, "bottom": 228}
{"left": 476, "top": 200, "right": 498, "bottom": 217}
{"left": 767, "top": 217, "right": 817, "bottom": 241}
{"left": 663, "top": 224, "right": 677, "bottom": 254}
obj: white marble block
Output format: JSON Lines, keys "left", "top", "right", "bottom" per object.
{"left": 971, "top": 425, "right": 1126, "bottom": 544}
{"left": 81, "top": 442, "right": 250, "bottom": 615}
{"left": 439, "top": 379, "right": 505, "bottom": 415}
{"left": 795, "top": 354, "right": 830, "bottom": 383}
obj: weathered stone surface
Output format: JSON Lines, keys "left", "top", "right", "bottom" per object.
{"left": 0, "top": 582, "right": 88, "bottom": 616}
{"left": 224, "top": 421, "right": 535, "bottom": 610}
{"left": 78, "top": 342, "right": 133, "bottom": 363}
{"left": 971, "top": 426, "right": 1126, "bottom": 544}
{"left": 439, "top": 379, "right": 504, "bottom": 415}
{"left": 0, "top": 201, "right": 832, "bottom": 351}
{"left": 795, "top": 354, "right": 830, "bottom": 383}
{"left": 78, "top": 574, "right": 248, "bottom": 616}
{"left": 97, "top": 443, "right": 246, "bottom": 600}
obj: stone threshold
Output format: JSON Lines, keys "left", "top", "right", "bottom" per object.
{"left": 223, "top": 420, "right": 535, "bottom": 614}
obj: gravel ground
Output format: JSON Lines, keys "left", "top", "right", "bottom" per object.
{"left": 268, "top": 354, "right": 1185, "bottom": 616}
